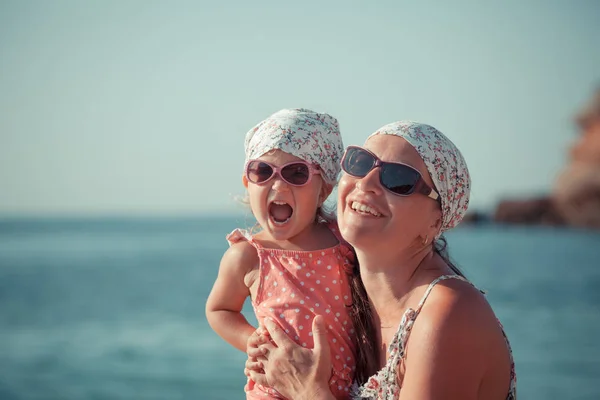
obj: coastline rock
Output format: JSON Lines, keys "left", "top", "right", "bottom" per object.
{"left": 492, "top": 197, "right": 565, "bottom": 226}
{"left": 463, "top": 88, "right": 600, "bottom": 229}
{"left": 552, "top": 162, "right": 600, "bottom": 228}
{"left": 551, "top": 89, "right": 600, "bottom": 229}
{"left": 461, "top": 211, "right": 490, "bottom": 225}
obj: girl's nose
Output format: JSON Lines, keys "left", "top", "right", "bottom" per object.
{"left": 271, "top": 174, "right": 291, "bottom": 191}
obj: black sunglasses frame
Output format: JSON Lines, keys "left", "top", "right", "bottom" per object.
{"left": 341, "top": 146, "right": 439, "bottom": 200}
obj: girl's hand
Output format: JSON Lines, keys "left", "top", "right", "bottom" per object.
{"left": 247, "top": 316, "right": 335, "bottom": 400}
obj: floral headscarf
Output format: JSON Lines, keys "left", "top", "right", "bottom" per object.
{"left": 244, "top": 108, "right": 344, "bottom": 185}
{"left": 369, "top": 121, "right": 471, "bottom": 234}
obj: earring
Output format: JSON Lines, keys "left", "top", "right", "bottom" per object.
{"left": 422, "top": 234, "right": 429, "bottom": 246}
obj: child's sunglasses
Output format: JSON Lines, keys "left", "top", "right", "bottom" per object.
{"left": 341, "top": 146, "right": 440, "bottom": 200}
{"left": 245, "top": 160, "right": 322, "bottom": 187}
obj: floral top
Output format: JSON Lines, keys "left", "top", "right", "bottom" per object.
{"left": 350, "top": 275, "right": 517, "bottom": 400}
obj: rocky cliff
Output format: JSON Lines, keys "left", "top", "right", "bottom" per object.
{"left": 471, "top": 88, "right": 600, "bottom": 229}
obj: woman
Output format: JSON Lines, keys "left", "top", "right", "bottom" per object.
{"left": 246, "top": 121, "right": 517, "bottom": 399}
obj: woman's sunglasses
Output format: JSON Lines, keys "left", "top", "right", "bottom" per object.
{"left": 245, "top": 160, "right": 322, "bottom": 187}
{"left": 341, "top": 146, "right": 439, "bottom": 200}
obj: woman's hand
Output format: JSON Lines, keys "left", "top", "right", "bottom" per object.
{"left": 247, "top": 316, "right": 336, "bottom": 400}
{"left": 244, "top": 326, "right": 270, "bottom": 391}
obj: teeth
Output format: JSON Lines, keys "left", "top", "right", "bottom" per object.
{"left": 272, "top": 217, "right": 291, "bottom": 225}
{"left": 272, "top": 201, "right": 287, "bottom": 205}
{"left": 351, "top": 201, "right": 381, "bottom": 217}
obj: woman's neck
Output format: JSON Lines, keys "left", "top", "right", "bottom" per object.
{"left": 356, "top": 246, "right": 436, "bottom": 327}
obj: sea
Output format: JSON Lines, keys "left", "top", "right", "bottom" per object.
{"left": 0, "top": 216, "right": 599, "bottom": 400}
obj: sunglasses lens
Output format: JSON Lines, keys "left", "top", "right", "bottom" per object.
{"left": 381, "top": 164, "right": 420, "bottom": 195}
{"left": 343, "top": 147, "right": 375, "bottom": 176}
{"left": 247, "top": 161, "right": 274, "bottom": 183}
{"left": 281, "top": 163, "right": 311, "bottom": 185}
{"left": 247, "top": 161, "right": 313, "bottom": 186}
{"left": 343, "top": 147, "right": 422, "bottom": 196}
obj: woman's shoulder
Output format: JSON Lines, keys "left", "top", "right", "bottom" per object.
{"left": 416, "top": 276, "right": 498, "bottom": 333}
{"left": 405, "top": 275, "right": 509, "bottom": 369}
{"left": 398, "top": 277, "right": 512, "bottom": 398}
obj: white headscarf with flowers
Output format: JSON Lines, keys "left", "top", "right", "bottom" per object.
{"left": 244, "top": 108, "right": 344, "bottom": 185}
{"left": 369, "top": 121, "right": 471, "bottom": 234}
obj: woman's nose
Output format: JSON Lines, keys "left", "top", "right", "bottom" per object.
{"left": 356, "top": 167, "right": 383, "bottom": 194}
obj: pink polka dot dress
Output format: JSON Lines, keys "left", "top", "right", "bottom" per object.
{"left": 227, "top": 223, "right": 356, "bottom": 400}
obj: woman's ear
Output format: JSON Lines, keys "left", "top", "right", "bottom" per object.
{"left": 430, "top": 210, "right": 443, "bottom": 237}
{"left": 242, "top": 175, "right": 249, "bottom": 188}
{"left": 422, "top": 206, "right": 443, "bottom": 243}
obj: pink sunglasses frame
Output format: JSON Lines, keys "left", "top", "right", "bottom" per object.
{"left": 244, "top": 159, "right": 322, "bottom": 187}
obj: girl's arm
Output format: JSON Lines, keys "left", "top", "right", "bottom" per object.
{"left": 205, "top": 241, "right": 259, "bottom": 352}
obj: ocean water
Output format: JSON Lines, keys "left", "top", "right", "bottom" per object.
{"left": 0, "top": 216, "right": 599, "bottom": 400}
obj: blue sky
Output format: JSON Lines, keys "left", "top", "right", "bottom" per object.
{"left": 1, "top": 1, "right": 599, "bottom": 215}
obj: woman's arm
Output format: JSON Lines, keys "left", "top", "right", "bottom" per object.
{"left": 398, "top": 283, "right": 503, "bottom": 400}
{"left": 247, "top": 316, "right": 337, "bottom": 400}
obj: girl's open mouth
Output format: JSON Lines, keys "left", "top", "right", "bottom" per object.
{"left": 269, "top": 201, "right": 293, "bottom": 225}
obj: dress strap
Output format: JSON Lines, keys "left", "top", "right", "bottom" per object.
{"left": 326, "top": 221, "right": 345, "bottom": 244}
{"left": 414, "top": 274, "right": 475, "bottom": 314}
{"left": 386, "top": 275, "right": 478, "bottom": 378}
{"left": 225, "top": 228, "right": 263, "bottom": 249}
{"left": 325, "top": 221, "right": 356, "bottom": 272}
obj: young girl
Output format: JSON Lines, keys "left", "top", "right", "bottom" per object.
{"left": 205, "top": 108, "right": 356, "bottom": 399}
